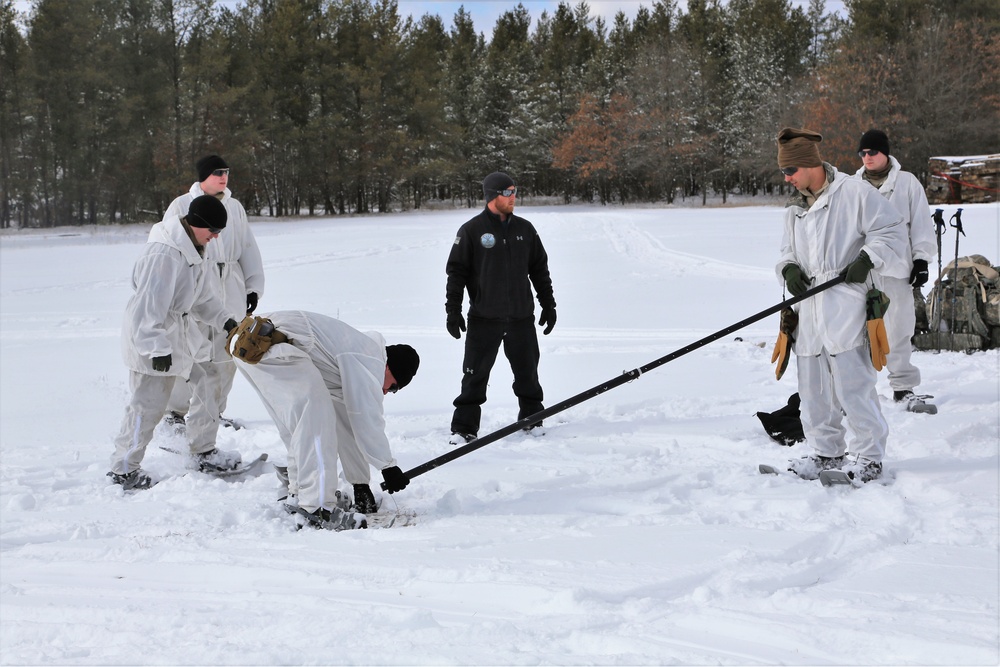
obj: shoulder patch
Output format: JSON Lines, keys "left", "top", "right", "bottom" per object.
{"left": 453, "top": 236, "right": 461, "bottom": 245}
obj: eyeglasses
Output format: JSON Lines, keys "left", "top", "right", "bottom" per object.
{"left": 208, "top": 226, "right": 225, "bottom": 234}
{"left": 387, "top": 383, "right": 399, "bottom": 394}
{"left": 780, "top": 166, "right": 799, "bottom": 176}
{"left": 211, "top": 169, "right": 230, "bottom": 177}
{"left": 858, "top": 149, "right": 880, "bottom": 158}
{"left": 498, "top": 187, "right": 517, "bottom": 197}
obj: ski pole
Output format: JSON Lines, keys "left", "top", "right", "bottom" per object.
{"left": 949, "top": 208, "right": 965, "bottom": 335}
{"left": 932, "top": 208, "right": 946, "bottom": 349}
{"left": 384, "top": 275, "right": 846, "bottom": 489}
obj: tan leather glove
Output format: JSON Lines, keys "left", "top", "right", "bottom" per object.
{"left": 865, "top": 289, "right": 891, "bottom": 371}
{"left": 770, "top": 307, "right": 798, "bottom": 380}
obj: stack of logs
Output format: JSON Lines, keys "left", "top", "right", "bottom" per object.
{"left": 926, "top": 154, "right": 999, "bottom": 204}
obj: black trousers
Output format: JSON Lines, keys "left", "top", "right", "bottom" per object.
{"left": 451, "top": 316, "right": 544, "bottom": 435}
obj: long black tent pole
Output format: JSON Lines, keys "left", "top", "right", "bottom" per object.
{"left": 383, "top": 274, "right": 846, "bottom": 490}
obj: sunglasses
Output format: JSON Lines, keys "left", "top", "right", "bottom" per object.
{"left": 498, "top": 187, "right": 517, "bottom": 197}
{"left": 858, "top": 149, "right": 881, "bottom": 158}
{"left": 188, "top": 210, "right": 226, "bottom": 233}
{"left": 387, "top": 382, "right": 399, "bottom": 394}
{"left": 211, "top": 169, "right": 230, "bottom": 177}
{"left": 780, "top": 166, "right": 799, "bottom": 176}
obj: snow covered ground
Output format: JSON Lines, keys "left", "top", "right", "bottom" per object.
{"left": 1, "top": 202, "right": 997, "bottom": 665}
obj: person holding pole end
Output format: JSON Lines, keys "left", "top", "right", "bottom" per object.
{"left": 445, "top": 171, "right": 557, "bottom": 445}
{"left": 853, "top": 129, "right": 938, "bottom": 414}
{"left": 775, "top": 127, "right": 908, "bottom": 485}
{"left": 231, "top": 310, "right": 417, "bottom": 530}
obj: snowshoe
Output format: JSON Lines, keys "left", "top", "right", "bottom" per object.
{"left": 275, "top": 464, "right": 289, "bottom": 487}
{"left": 820, "top": 458, "right": 883, "bottom": 487}
{"left": 275, "top": 464, "right": 290, "bottom": 499}
{"left": 195, "top": 447, "right": 243, "bottom": 473}
{"left": 107, "top": 469, "right": 155, "bottom": 491}
{"left": 287, "top": 503, "right": 367, "bottom": 531}
{"left": 893, "top": 390, "right": 938, "bottom": 415}
{"left": 787, "top": 454, "right": 845, "bottom": 480}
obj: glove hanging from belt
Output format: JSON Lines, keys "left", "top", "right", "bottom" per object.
{"left": 770, "top": 307, "right": 798, "bottom": 380}
{"left": 865, "top": 288, "right": 891, "bottom": 371}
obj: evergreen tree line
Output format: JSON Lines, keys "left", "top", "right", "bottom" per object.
{"left": 1, "top": 0, "right": 997, "bottom": 227}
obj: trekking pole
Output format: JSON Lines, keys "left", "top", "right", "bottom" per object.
{"left": 384, "top": 275, "right": 846, "bottom": 489}
{"left": 949, "top": 208, "right": 965, "bottom": 336}
{"left": 932, "top": 208, "right": 946, "bottom": 350}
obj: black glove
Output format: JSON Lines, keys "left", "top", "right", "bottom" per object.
{"left": 246, "top": 292, "right": 258, "bottom": 314}
{"left": 152, "top": 354, "right": 172, "bottom": 372}
{"left": 843, "top": 251, "right": 874, "bottom": 284}
{"left": 446, "top": 313, "right": 466, "bottom": 340}
{"left": 782, "top": 264, "right": 811, "bottom": 296}
{"left": 381, "top": 465, "right": 409, "bottom": 494}
{"left": 538, "top": 307, "right": 556, "bottom": 335}
{"left": 909, "top": 259, "right": 929, "bottom": 287}
{"left": 224, "top": 318, "right": 238, "bottom": 334}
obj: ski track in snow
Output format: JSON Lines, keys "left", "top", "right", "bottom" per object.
{"left": 601, "top": 218, "right": 773, "bottom": 279}
{"left": 1, "top": 204, "right": 998, "bottom": 665}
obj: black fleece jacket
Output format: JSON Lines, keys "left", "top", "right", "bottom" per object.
{"left": 445, "top": 207, "right": 555, "bottom": 321}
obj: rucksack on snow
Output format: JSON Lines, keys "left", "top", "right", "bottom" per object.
{"left": 914, "top": 254, "right": 1000, "bottom": 352}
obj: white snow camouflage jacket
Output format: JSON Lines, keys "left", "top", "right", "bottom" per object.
{"left": 776, "top": 164, "right": 908, "bottom": 356}
{"left": 122, "top": 214, "right": 232, "bottom": 378}
{"left": 852, "top": 155, "right": 936, "bottom": 278}
{"left": 163, "top": 184, "right": 265, "bottom": 360}
{"left": 263, "top": 310, "right": 397, "bottom": 471}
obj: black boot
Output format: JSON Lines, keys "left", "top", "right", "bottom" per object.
{"left": 352, "top": 484, "right": 379, "bottom": 513}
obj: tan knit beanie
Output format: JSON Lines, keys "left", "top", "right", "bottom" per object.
{"left": 777, "top": 127, "right": 823, "bottom": 168}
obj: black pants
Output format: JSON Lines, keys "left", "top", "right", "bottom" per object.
{"left": 451, "top": 316, "right": 544, "bottom": 435}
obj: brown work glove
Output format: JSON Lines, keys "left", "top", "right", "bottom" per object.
{"left": 770, "top": 307, "right": 798, "bottom": 380}
{"left": 865, "top": 288, "right": 891, "bottom": 371}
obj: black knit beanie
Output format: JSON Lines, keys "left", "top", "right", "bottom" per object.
{"left": 482, "top": 172, "right": 515, "bottom": 201}
{"left": 857, "top": 130, "right": 890, "bottom": 156}
{"left": 186, "top": 194, "right": 228, "bottom": 230}
{"left": 196, "top": 155, "right": 229, "bottom": 182}
{"left": 386, "top": 344, "right": 419, "bottom": 389}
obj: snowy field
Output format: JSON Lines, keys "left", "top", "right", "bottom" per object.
{"left": 1, "top": 202, "right": 998, "bottom": 665}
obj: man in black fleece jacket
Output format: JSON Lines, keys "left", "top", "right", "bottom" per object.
{"left": 445, "top": 172, "right": 557, "bottom": 444}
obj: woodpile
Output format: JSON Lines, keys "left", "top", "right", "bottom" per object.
{"left": 926, "top": 154, "right": 1000, "bottom": 204}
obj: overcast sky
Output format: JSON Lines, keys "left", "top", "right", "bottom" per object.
{"left": 12, "top": 0, "right": 847, "bottom": 36}
{"left": 402, "top": 1, "right": 846, "bottom": 34}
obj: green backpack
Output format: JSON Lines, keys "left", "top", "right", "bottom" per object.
{"left": 916, "top": 254, "right": 1000, "bottom": 351}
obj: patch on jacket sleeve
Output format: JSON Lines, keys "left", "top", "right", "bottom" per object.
{"left": 454, "top": 236, "right": 461, "bottom": 245}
